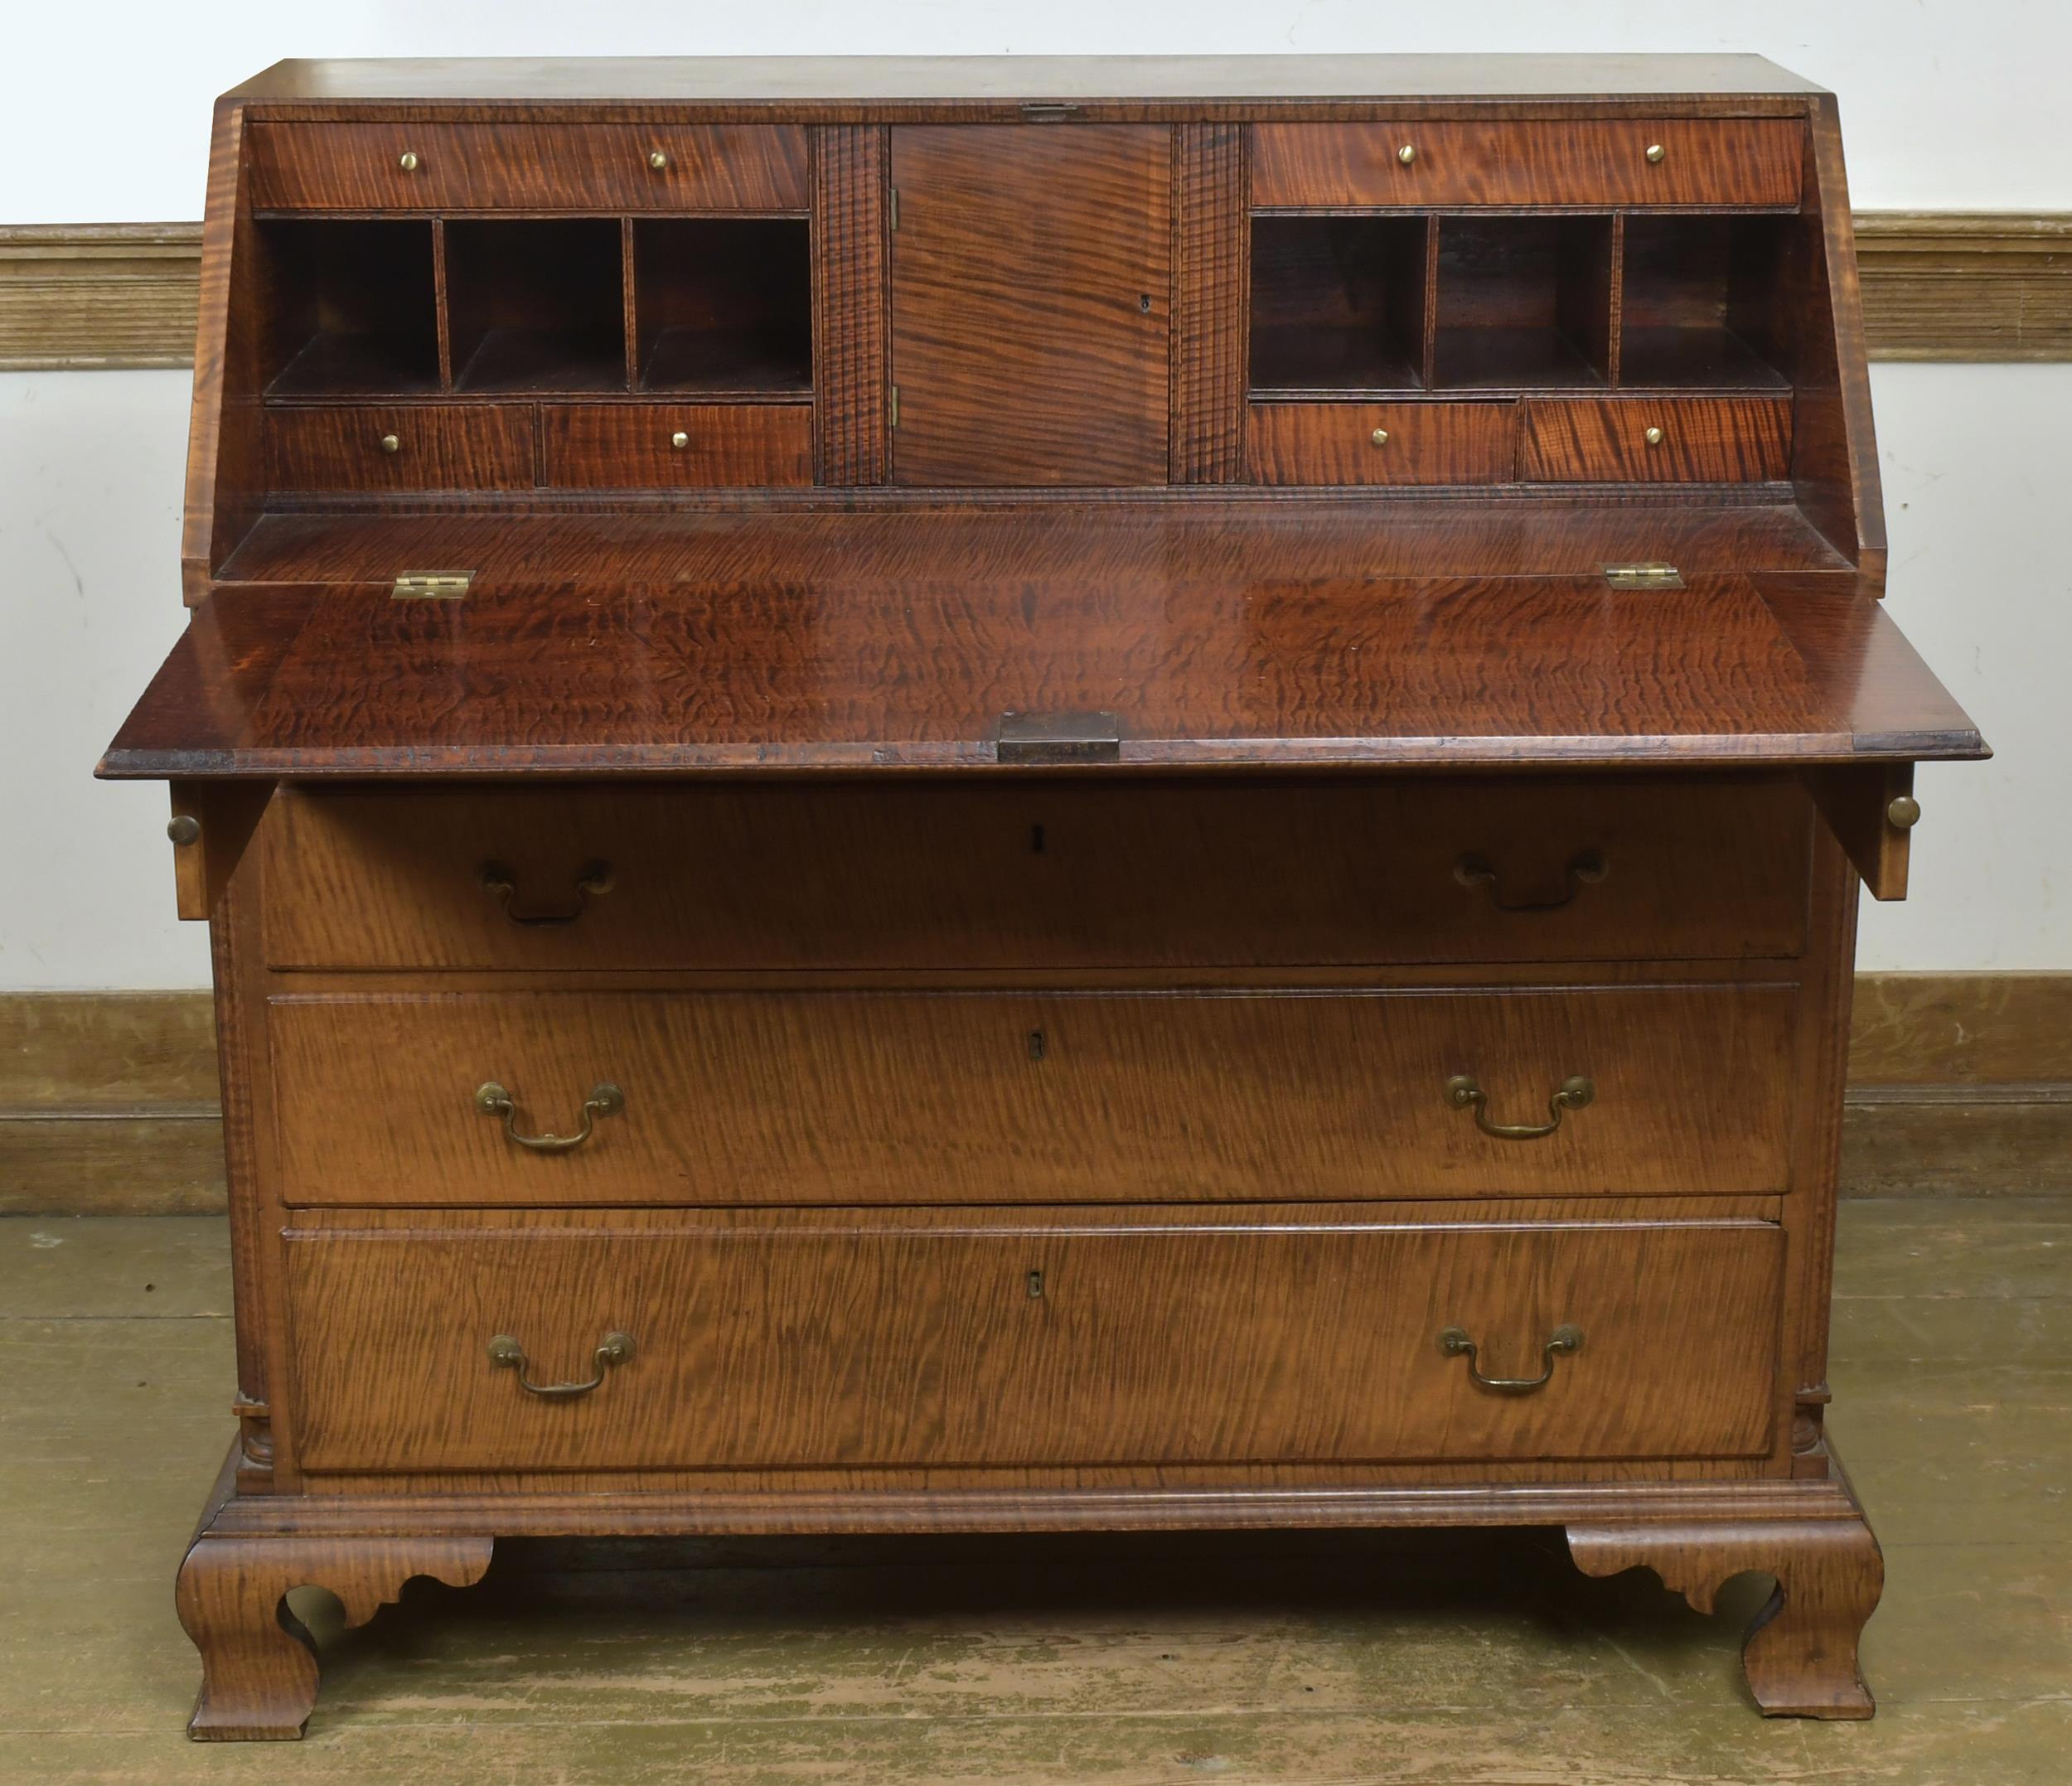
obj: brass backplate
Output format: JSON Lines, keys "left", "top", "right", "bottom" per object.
{"left": 1602, "top": 561, "right": 1685, "bottom": 590}
{"left": 391, "top": 570, "right": 474, "bottom": 600}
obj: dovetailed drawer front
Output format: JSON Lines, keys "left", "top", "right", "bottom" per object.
{"left": 1250, "top": 120, "right": 1803, "bottom": 209}
{"left": 283, "top": 1211, "right": 1785, "bottom": 1471}
{"left": 264, "top": 404, "right": 536, "bottom": 491}
{"left": 245, "top": 123, "right": 811, "bottom": 211}
{"left": 1247, "top": 403, "right": 1514, "bottom": 486}
{"left": 259, "top": 777, "right": 1810, "bottom": 971}
{"left": 540, "top": 404, "right": 814, "bottom": 488}
{"left": 1519, "top": 398, "right": 1793, "bottom": 483}
{"left": 268, "top": 985, "right": 1798, "bottom": 1208}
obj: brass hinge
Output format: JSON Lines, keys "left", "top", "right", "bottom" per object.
{"left": 390, "top": 570, "right": 473, "bottom": 600}
{"left": 1602, "top": 561, "right": 1684, "bottom": 590}
{"left": 888, "top": 384, "right": 899, "bottom": 428}
{"left": 888, "top": 186, "right": 899, "bottom": 230}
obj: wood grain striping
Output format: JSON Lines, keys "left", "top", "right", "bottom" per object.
{"left": 811, "top": 125, "right": 888, "bottom": 484}
{"left": 1519, "top": 396, "right": 1793, "bottom": 482}
{"left": 1170, "top": 123, "right": 1247, "bottom": 482}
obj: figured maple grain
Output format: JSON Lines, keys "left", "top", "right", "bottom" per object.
{"left": 100, "top": 577, "right": 1982, "bottom": 779}
{"left": 538, "top": 402, "right": 812, "bottom": 488}
{"left": 267, "top": 982, "right": 1798, "bottom": 1205}
{"left": 263, "top": 404, "right": 535, "bottom": 491}
{"left": 1246, "top": 401, "right": 1515, "bottom": 485}
{"left": 890, "top": 125, "right": 1171, "bottom": 486}
{"left": 245, "top": 122, "right": 810, "bottom": 211}
{"left": 1170, "top": 123, "right": 1248, "bottom": 482}
{"left": 811, "top": 126, "right": 889, "bottom": 484}
{"left": 1518, "top": 396, "right": 1793, "bottom": 483}
{"left": 281, "top": 1211, "right": 1784, "bottom": 1470}
{"left": 259, "top": 775, "right": 1812, "bottom": 971}
{"left": 1251, "top": 120, "right": 1803, "bottom": 209}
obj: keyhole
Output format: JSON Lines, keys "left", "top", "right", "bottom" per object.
{"left": 1027, "top": 1269, "right": 1045, "bottom": 1300}
{"left": 1027, "top": 1030, "right": 1047, "bottom": 1062}
{"left": 1138, "top": 293, "right": 1153, "bottom": 313}
{"left": 1031, "top": 823, "right": 1046, "bottom": 854}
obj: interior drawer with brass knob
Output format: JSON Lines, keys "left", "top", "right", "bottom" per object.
{"left": 1518, "top": 396, "right": 1794, "bottom": 482}
{"left": 280, "top": 1206, "right": 1785, "bottom": 1472}
{"left": 244, "top": 122, "right": 811, "bottom": 211}
{"left": 1250, "top": 119, "right": 1803, "bottom": 208}
{"left": 1246, "top": 401, "right": 1516, "bottom": 486}
{"left": 259, "top": 777, "right": 1812, "bottom": 972}
{"left": 265, "top": 982, "right": 1799, "bottom": 1208}
{"left": 539, "top": 403, "right": 814, "bottom": 488}
{"left": 263, "top": 404, "right": 536, "bottom": 491}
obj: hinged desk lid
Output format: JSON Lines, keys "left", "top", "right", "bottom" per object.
{"left": 101, "top": 572, "right": 1981, "bottom": 780}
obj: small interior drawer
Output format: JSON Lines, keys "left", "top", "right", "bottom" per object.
{"left": 267, "top": 983, "right": 1800, "bottom": 1208}
{"left": 1518, "top": 396, "right": 1794, "bottom": 482}
{"left": 263, "top": 404, "right": 536, "bottom": 492}
{"left": 1250, "top": 119, "right": 1803, "bottom": 209}
{"left": 1246, "top": 401, "right": 1514, "bottom": 485}
{"left": 540, "top": 403, "right": 814, "bottom": 488}
{"left": 283, "top": 1208, "right": 1786, "bottom": 1471}
{"left": 245, "top": 122, "right": 811, "bottom": 212}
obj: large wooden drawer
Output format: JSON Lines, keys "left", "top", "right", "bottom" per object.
{"left": 540, "top": 403, "right": 813, "bottom": 487}
{"left": 1251, "top": 120, "right": 1803, "bottom": 209}
{"left": 1246, "top": 402, "right": 1514, "bottom": 486}
{"left": 245, "top": 122, "right": 811, "bottom": 212}
{"left": 268, "top": 984, "right": 1798, "bottom": 1206}
{"left": 264, "top": 404, "right": 536, "bottom": 491}
{"left": 260, "top": 777, "right": 1811, "bottom": 971}
{"left": 1518, "top": 397, "right": 1793, "bottom": 483}
{"left": 283, "top": 1209, "right": 1785, "bottom": 1471}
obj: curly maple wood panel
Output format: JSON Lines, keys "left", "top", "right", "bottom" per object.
{"left": 264, "top": 404, "right": 535, "bottom": 492}
{"left": 244, "top": 122, "right": 811, "bottom": 211}
{"left": 260, "top": 775, "right": 1812, "bottom": 971}
{"left": 1567, "top": 1513, "right": 1882, "bottom": 1717}
{"left": 266, "top": 983, "right": 1798, "bottom": 1205}
{"left": 1250, "top": 120, "right": 1804, "bottom": 209}
{"left": 537, "top": 402, "right": 812, "bottom": 488}
{"left": 1171, "top": 123, "right": 1247, "bottom": 482}
{"left": 1247, "top": 401, "right": 1517, "bottom": 485}
{"left": 175, "top": 1531, "right": 492, "bottom": 1739}
{"left": 889, "top": 125, "right": 1171, "bottom": 486}
{"left": 99, "top": 577, "right": 1982, "bottom": 777}
{"left": 1520, "top": 396, "right": 1794, "bottom": 482}
{"left": 280, "top": 1214, "right": 1783, "bottom": 1472}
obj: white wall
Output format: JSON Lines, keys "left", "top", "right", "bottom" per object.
{"left": 0, "top": 2, "right": 2065, "bottom": 986}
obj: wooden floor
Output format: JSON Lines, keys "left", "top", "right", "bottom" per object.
{"left": 2, "top": 1202, "right": 2068, "bottom": 1784}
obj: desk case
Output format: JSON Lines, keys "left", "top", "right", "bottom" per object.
{"left": 101, "top": 56, "right": 1986, "bottom": 1736}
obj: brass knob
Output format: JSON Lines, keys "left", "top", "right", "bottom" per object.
{"left": 166, "top": 815, "right": 201, "bottom": 846}
{"left": 1643, "top": 425, "right": 1665, "bottom": 447}
{"left": 1397, "top": 143, "right": 1417, "bottom": 166}
{"left": 379, "top": 433, "right": 401, "bottom": 454}
{"left": 397, "top": 151, "right": 420, "bottom": 172}
{"left": 1887, "top": 793, "right": 1922, "bottom": 830}
{"left": 670, "top": 430, "right": 690, "bottom": 450}
{"left": 647, "top": 150, "right": 670, "bottom": 171}
{"left": 1370, "top": 428, "right": 1390, "bottom": 447}
{"left": 1644, "top": 143, "right": 1666, "bottom": 164}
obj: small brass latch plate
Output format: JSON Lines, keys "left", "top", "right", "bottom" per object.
{"left": 995, "top": 710, "right": 1123, "bottom": 764}
{"left": 1602, "top": 561, "right": 1684, "bottom": 590}
{"left": 390, "top": 570, "right": 474, "bottom": 600}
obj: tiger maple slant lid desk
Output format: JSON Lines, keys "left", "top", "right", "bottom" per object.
{"left": 99, "top": 56, "right": 1987, "bottom": 1738}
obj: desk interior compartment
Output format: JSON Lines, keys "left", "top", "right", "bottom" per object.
{"left": 632, "top": 217, "right": 812, "bottom": 395}
{"left": 446, "top": 217, "right": 628, "bottom": 394}
{"left": 1248, "top": 214, "right": 1429, "bottom": 394}
{"left": 1620, "top": 215, "right": 1795, "bottom": 390}
{"left": 257, "top": 219, "right": 441, "bottom": 398}
{"left": 1433, "top": 215, "right": 1615, "bottom": 391}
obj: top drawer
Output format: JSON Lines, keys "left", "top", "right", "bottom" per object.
{"left": 261, "top": 777, "right": 1811, "bottom": 971}
{"left": 245, "top": 123, "right": 811, "bottom": 212}
{"left": 1251, "top": 120, "right": 1803, "bottom": 209}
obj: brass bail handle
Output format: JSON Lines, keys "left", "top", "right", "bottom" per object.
{"left": 479, "top": 860, "right": 614, "bottom": 926}
{"left": 487, "top": 1330, "right": 633, "bottom": 1400}
{"left": 475, "top": 1081, "right": 625, "bottom": 1151}
{"left": 1445, "top": 1072, "right": 1595, "bottom": 1140}
{"left": 1440, "top": 1324, "right": 1582, "bottom": 1392}
{"left": 1454, "top": 849, "right": 1608, "bottom": 912}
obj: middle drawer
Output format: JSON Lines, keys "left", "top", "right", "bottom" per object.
{"left": 268, "top": 984, "right": 1798, "bottom": 1205}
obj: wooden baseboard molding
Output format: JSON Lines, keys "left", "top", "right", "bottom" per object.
{"left": 2, "top": 213, "right": 2069, "bottom": 371}
{"left": 3, "top": 977, "right": 2069, "bottom": 1214}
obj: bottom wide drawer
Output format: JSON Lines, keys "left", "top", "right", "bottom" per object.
{"left": 283, "top": 1212, "right": 1784, "bottom": 1472}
